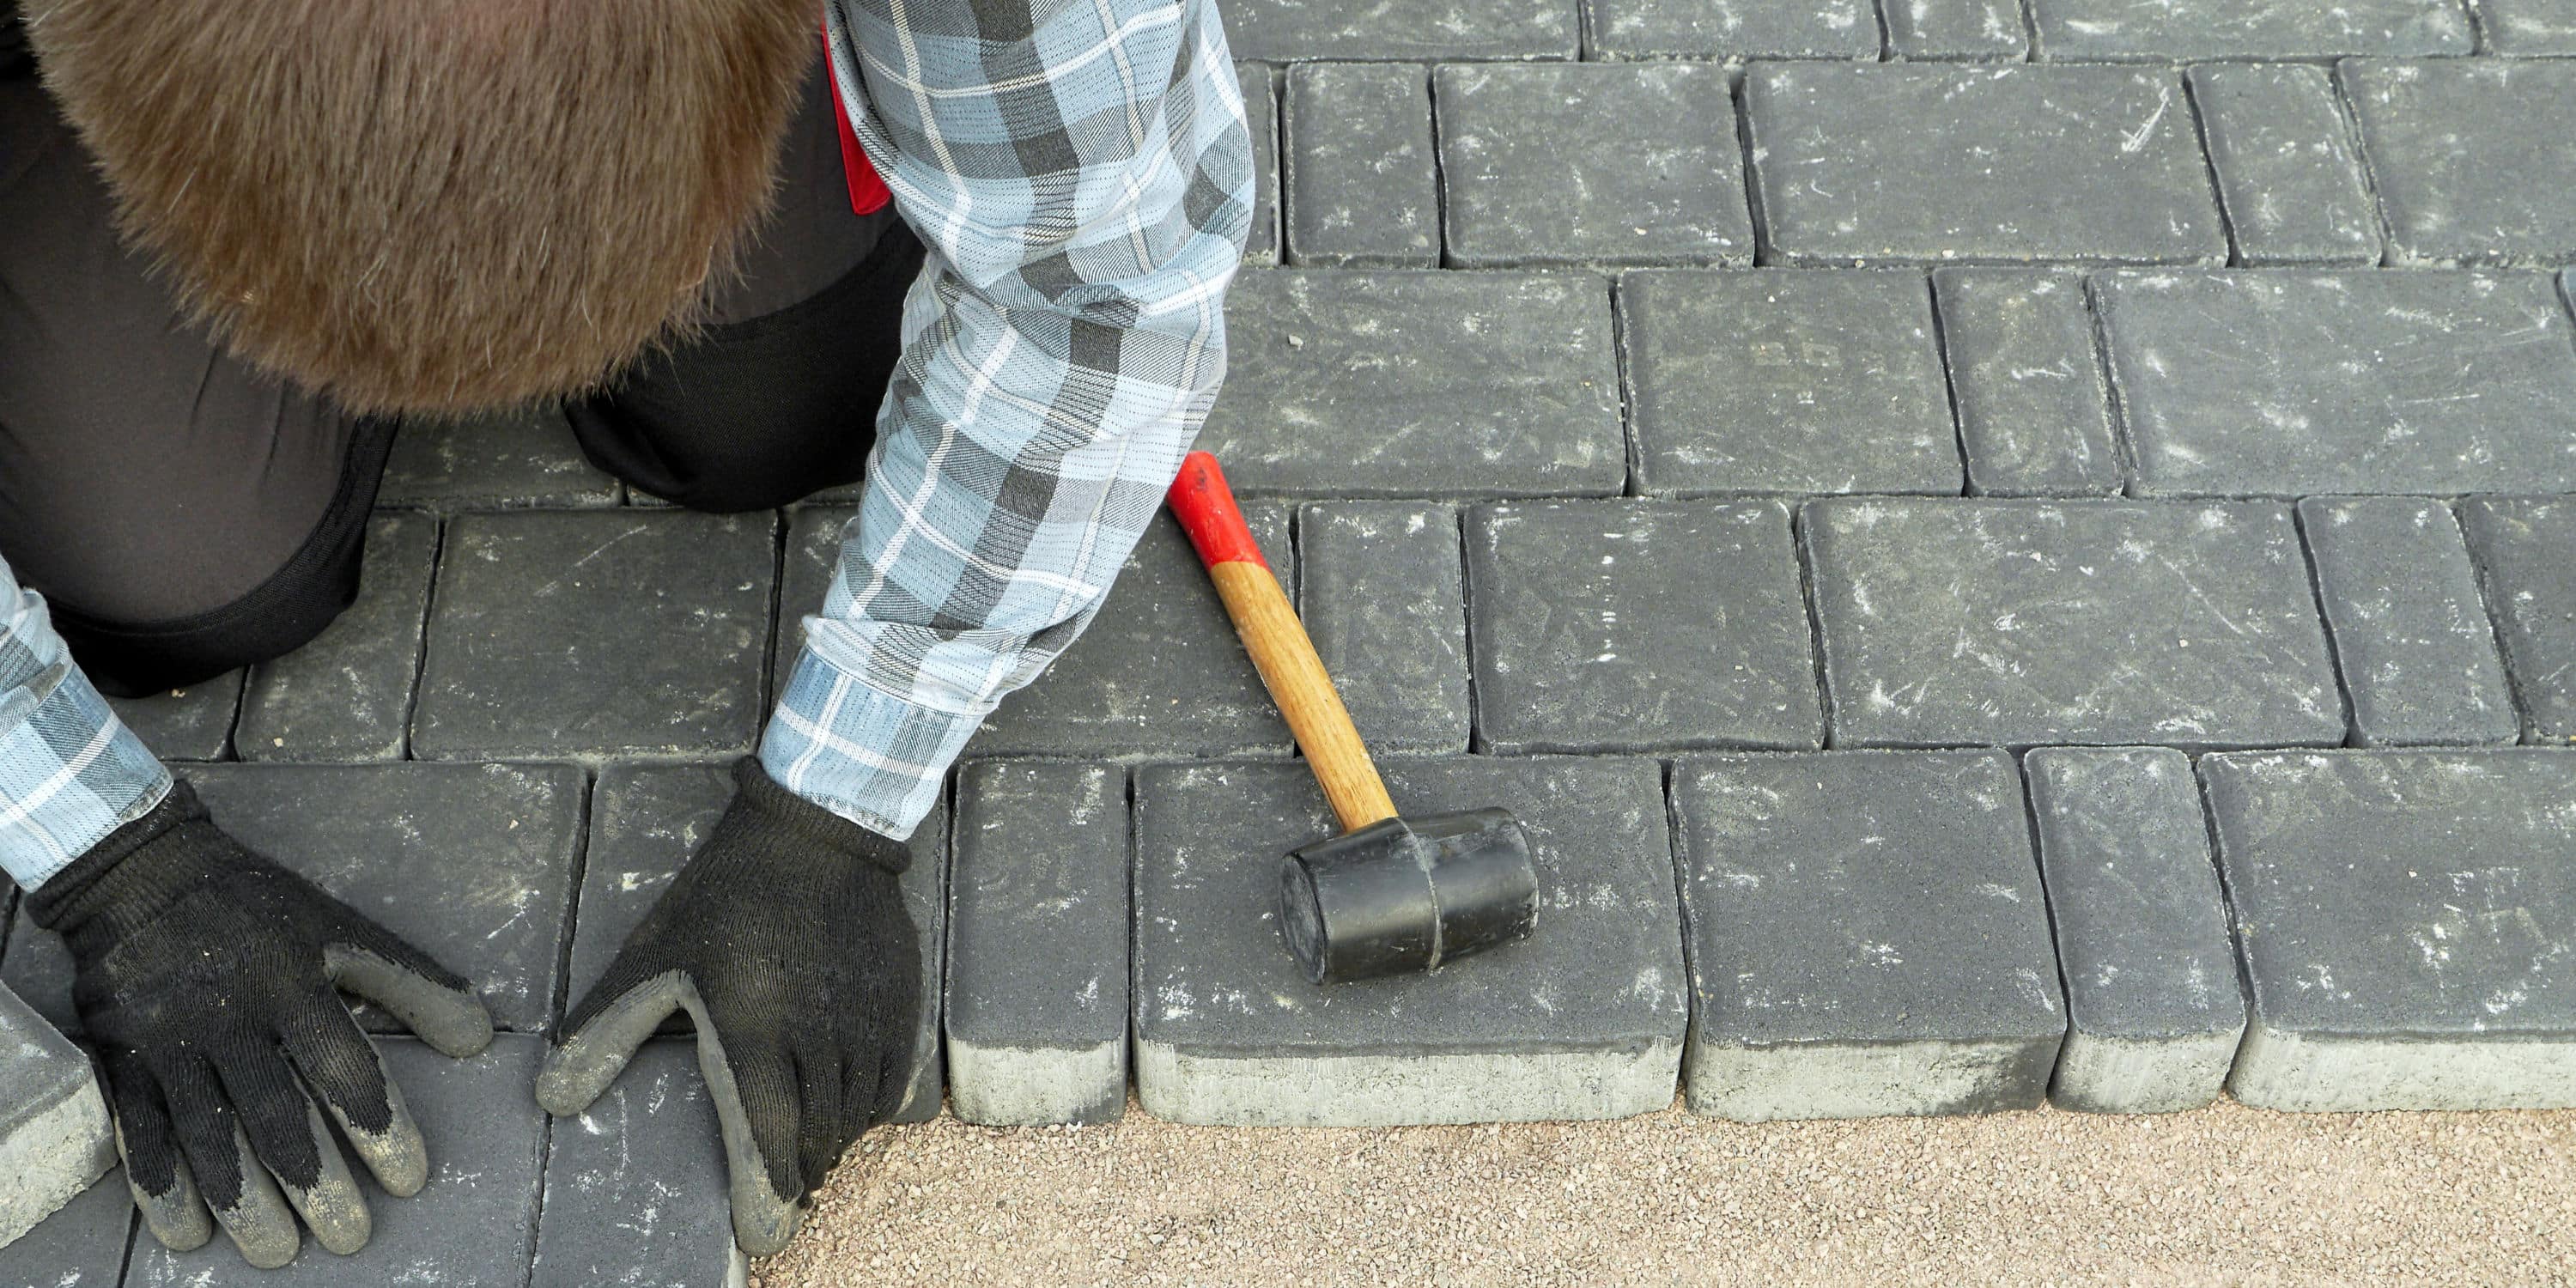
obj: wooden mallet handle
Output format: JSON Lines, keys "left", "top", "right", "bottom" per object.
{"left": 1167, "top": 452, "right": 1399, "bottom": 835}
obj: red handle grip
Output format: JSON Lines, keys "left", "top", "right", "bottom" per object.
{"left": 1166, "top": 451, "right": 1269, "bottom": 571}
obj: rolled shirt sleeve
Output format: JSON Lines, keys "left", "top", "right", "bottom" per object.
{"left": 0, "top": 556, "right": 172, "bottom": 888}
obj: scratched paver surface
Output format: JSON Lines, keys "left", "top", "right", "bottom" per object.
{"left": 11, "top": 1, "right": 2576, "bottom": 1278}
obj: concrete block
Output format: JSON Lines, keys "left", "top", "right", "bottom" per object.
{"left": 945, "top": 762, "right": 1129, "bottom": 1126}
{"left": 1586, "top": 0, "right": 1879, "bottom": 58}
{"left": 1435, "top": 64, "right": 1751, "bottom": 269}
{"left": 1297, "top": 503, "right": 1471, "bottom": 755}
{"left": 107, "top": 673, "right": 243, "bottom": 763}
{"left": 238, "top": 513, "right": 438, "bottom": 762}
{"left": 1221, "top": 0, "right": 1575, "bottom": 61}
{"left": 412, "top": 510, "right": 775, "bottom": 760}
{"left": 2097, "top": 270, "right": 2576, "bottom": 497}
{"left": 1673, "top": 751, "right": 2064, "bottom": 1121}
{"left": 2187, "top": 64, "right": 2382, "bottom": 267}
{"left": 1931, "top": 269, "right": 2123, "bottom": 497}
{"left": 531, "top": 1042, "right": 745, "bottom": 1287}
{"left": 2477, "top": 0, "right": 2576, "bottom": 52}
{"left": 1194, "top": 270, "right": 1624, "bottom": 499}
{"left": 379, "top": 404, "right": 621, "bottom": 511}
{"left": 2343, "top": 59, "right": 2576, "bottom": 267}
{"left": 1133, "top": 756, "right": 1686, "bottom": 1127}
{"left": 2203, "top": 750, "right": 2576, "bottom": 1111}
{"left": 0, "top": 1161, "right": 128, "bottom": 1283}
{"left": 0, "top": 984, "right": 112, "bottom": 1248}
{"left": 1240, "top": 63, "right": 1279, "bottom": 267}
{"left": 1467, "top": 501, "right": 1820, "bottom": 754}
{"left": 2031, "top": 0, "right": 2470, "bottom": 58}
{"left": 2025, "top": 748, "right": 2244, "bottom": 1114}
{"left": 1283, "top": 64, "right": 1436, "bottom": 268}
{"left": 1625, "top": 269, "right": 1960, "bottom": 496}
{"left": 1805, "top": 499, "right": 2345, "bottom": 750}
{"left": 1745, "top": 64, "right": 2225, "bottom": 265}
{"left": 0, "top": 906, "right": 72, "bottom": 1036}
{"left": 2459, "top": 497, "right": 2576, "bottom": 744}
{"left": 1883, "top": 0, "right": 2028, "bottom": 58}
{"left": 2299, "top": 498, "right": 2519, "bottom": 747}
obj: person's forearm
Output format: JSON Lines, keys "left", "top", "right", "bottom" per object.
{"left": 762, "top": 0, "right": 1253, "bottom": 837}
{"left": 0, "top": 556, "right": 172, "bottom": 887}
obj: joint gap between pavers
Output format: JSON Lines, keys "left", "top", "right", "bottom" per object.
{"left": 2078, "top": 273, "right": 2143, "bottom": 495}
{"left": 1455, "top": 506, "right": 1493, "bottom": 755}
{"left": 2452, "top": 496, "right": 2548, "bottom": 744}
{"left": 759, "top": 507, "right": 790, "bottom": 718}
{"left": 2324, "top": 58, "right": 2403, "bottom": 268}
{"left": 1655, "top": 756, "right": 1699, "bottom": 1060}
{"left": 1417, "top": 62, "right": 1453, "bottom": 267}
{"left": 401, "top": 513, "right": 453, "bottom": 762}
{"left": 1728, "top": 64, "right": 1774, "bottom": 266}
{"left": 1919, "top": 270, "right": 1975, "bottom": 497}
{"left": 2555, "top": 271, "right": 2576, "bottom": 331}
{"left": 1609, "top": 275, "right": 1643, "bottom": 497}
{"left": 2184, "top": 750, "right": 2262, "bottom": 1090}
{"left": 2175, "top": 67, "right": 2246, "bottom": 270}
{"left": 1788, "top": 502, "right": 1840, "bottom": 750}
{"left": 2460, "top": 0, "right": 2494, "bottom": 54}
{"left": 1868, "top": 0, "right": 1893, "bottom": 62}
{"left": 2287, "top": 503, "right": 2364, "bottom": 748}
{"left": 543, "top": 765, "right": 600, "bottom": 1036}
{"left": 2010, "top": 749, "right": 2079, "bottom": 1103}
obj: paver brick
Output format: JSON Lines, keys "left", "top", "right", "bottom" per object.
{"left": 2024, "top": 748, "right": 2244, "bottom": 1114}
{"left": 125, "top": 1036, "right": 548, "bottom": 1285}
{"left": 1240, "top": 64, "right": 1279, "bottom": 267}
{"left": 238, "top": 513, "right": 437, "bottom": 762}
{"left": 2458, "top": 497, "right": 2576, "bottom": 744}
{"left": 2097, "top": 270, "right": 2576, "bottom": 497}
{"left": 0, "top": 907, "right": 73, "bottom": 1036}
{"left": 574, "top": 763, "right": 950, "bottom": 1121}
{"left": 2187, "top": 64, "right": 2383, "bottom": 268}
{"left": 2203, "top": 750, "right": 2576, "bottom": 1110}
{"left": 1625, "top": 269, "right": 1960, "bottom": 496}
{"left": 1585, "top": 0, "right": 1878, "bottom": 58}
{"left": 1674, "top": 751, "right": 2064, "bottom": 1121}
{"left": 1467, "top": 501, "right": 1820, "bottom": 754}
{"left": 0, "top": 983, "right": 112, "bottom": 1247}
{"left": 1436, "top": 64, "right": 1750, "bottom": 269}
{"left": 530, "top": 1042, "right": 743, "bottom": 1287}
{"left": 2478, "top": 0, "right": 2576, "bottom": 51}
{"left": 1283, "top": 64, "right": 1437, "bottom": 268}
{"left": 1932, "top": 270, "right": 2122, "bottom": 497}
{"left": 2343, "top": 59, "right": 2576, "bottom": 267}
{"left": 2030, "top": 0, "right": 2471, "bottom": 58}
{"left": 378, "top": 404, "right": 621, "bottom": 511}
{"left": 108, "top": 671, "right": 243, "bottom": 762}
{"left": 1806, "top": 499, "right": 2345, "bottom": 750}
{"left": 1745, "top": 64, "right": 2225, "bottom": 266}
{"left": 1882, "top": 0, "right": 2029, "bottom": 58}
{"left": 2299, "top": 497, "right": 2519, "bottom": 747}
{"left": 946, "top": 762, "right": 1129, "bottom": 1126}
{"left": 1298, "top": 503, "right": 1471, "bottom": 754}
{"left": 412, "top": 509, "right": 775, "bottom": 760}
{"left": 967, "top": 509, "right": 1293, "bottom": 759}
{"left": 1220, "top": 0, "right": 1577, "bottom": 61}
{"left": 1133, "top": 756, "right": 1684, "bottom": 1127}
{"left": 0, "top": 1162, "right": 126, "bottom": 1284}
{"left": 1190, "top": 271, "right": 1625, "bottom": 499}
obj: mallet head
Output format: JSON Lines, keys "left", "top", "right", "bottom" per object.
{"left": 1277, "top": 808, "right": 1539, "bottom": 984}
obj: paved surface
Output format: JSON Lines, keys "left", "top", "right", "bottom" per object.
{"left": 9, "top": 0, "right": 2576, "bottom": 1277}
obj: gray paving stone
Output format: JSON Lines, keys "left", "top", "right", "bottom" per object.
{"left": 379, "top": 403, "right": 621, "bottom": 511}
{"left": 2187, "top": 64, "right": 2383, "bottom": 268}
{"left": 2097, "top": 270, "right": 2576, "bottom": 498}
{"left": 0, "top": 983, "right": 112, "bottom": 1247}
{"left": 2024, "top": 748, "right": 2244, "bottom": 1115}
{"left": 0, "top": 907, "right": 73, "bottom": 1036}
{"left": 1240, "top": 63, "right": 1279, "bottom": 267}
{"left": 2343, "top": 59, "right": 2576, "bottom": 267}
{"left": 0, "top": 1162, "right": 127, "bottom": 1285}
{"left": 1436, "top": 64, "right": 1750, "bottom": 269}
{"left": 773, "top": 505, "right": 856, "bottom": 707}
{"left": 1806, "top": 499, "right": 2345, "bottom": 749}
{"left": 1468, "top": 501, "right": 1820, "bottom": 755}
{"left": 968, "top": 509, "right": 1292, "bottom": 759}
{"left": 1194, "top": 272, "right": 1625, "bottom": 499}
{"left": 412, "top": 509, "right": 775, "bottom": 760}
{"left": 1586, "top": 0, "right": 1879, "bottom": 58}
{"left": 2202, "top": 750, "right": 2576, "bottom": 1111}
{"left": 237, "top": 513, "right": 437, "bottom": 762}
{"left": 1297, "top": 502, "right": 1471, "bottom": 754}
{"left": 126, "top": 1036, "right": 548, "bottom": 1285}
{"left": 2478, "top": 0, "right": 2576, "bottom": 51}
{"left": 574, "top": 763, "right": 950, "bottom": 1122}
{"left": 1883, "top": 0, "right": 2030, "bottom": 58}
{"left": 1283, "top": 64, "right": 1437, "bottom": 268}
{"left": 2030, "top": 0, "right": 2471, "bottom": 58}
{"left": 2458, "top": 497, "right": 2576, "bottom": 744}
{"left": 107, "top": 671, "right": 242, "bottom": 762}
{"left": 1932, "top": 270, "right": 2122, "bottom": 497}
{"left": 1673, "top": 751, "right": 2064, "bottom": 1121}
{"left": 2299, "top": 497, "right": 2519, "bottom": 748}
{"left": 1746, "top": 64, "right": 2225, "bottom": 266}
{"left": 1220, "top": 0, "right": 1577, "bottom": 61}
{"left": 1625, "top": 270, "right": 1960, "bottom": 496}
{"left": 530, "top": 1042, "right": 743, "bottom": 1288}
{"left": 1133, "top": 756, "right": 1684, "bottom": 1127}
{"left": 946, "top": 762, "right": 1129, "bottom": 1127}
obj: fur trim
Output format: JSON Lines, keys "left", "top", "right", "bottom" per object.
{"left": 27, "top": 0, "right": 818, "bottom": 414}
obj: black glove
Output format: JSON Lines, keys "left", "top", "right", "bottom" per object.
{"left": 537, "top": 757, "right": 920, "bottom": 1256}
{"left": 28, "top": 781, "right": 495, "bottom": 1268}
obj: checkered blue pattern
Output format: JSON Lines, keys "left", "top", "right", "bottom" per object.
{"left": 0, "top": 562, "right": 171, "bottom": 887}
{"left": 763, "top": 0, "right": 1252, "bottom": 837}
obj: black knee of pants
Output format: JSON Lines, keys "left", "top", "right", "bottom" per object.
{"left": 568, "top": 216, "right": 925, "bottom": 514}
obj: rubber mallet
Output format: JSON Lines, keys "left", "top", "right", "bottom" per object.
{"left": 1165, "top": 451, "right": 1538, "bottom": 984}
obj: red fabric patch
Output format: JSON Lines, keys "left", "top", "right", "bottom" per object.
{"left": 823, "top": 33, "right": 890, "bottom": 216}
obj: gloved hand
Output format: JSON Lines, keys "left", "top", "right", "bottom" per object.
{"left": 537, "top": 757, "right": 920, "bottom": 1255}
{"left": 27, "top": 781, "right": 495, "bottom": 1268}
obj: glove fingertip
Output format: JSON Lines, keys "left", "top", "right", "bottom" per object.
{"left": 728, "top": 1184, "right": 805, "bottom": 1259}
{"left": 532, "top": 1043, "right": 615, "bottom": 1118}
